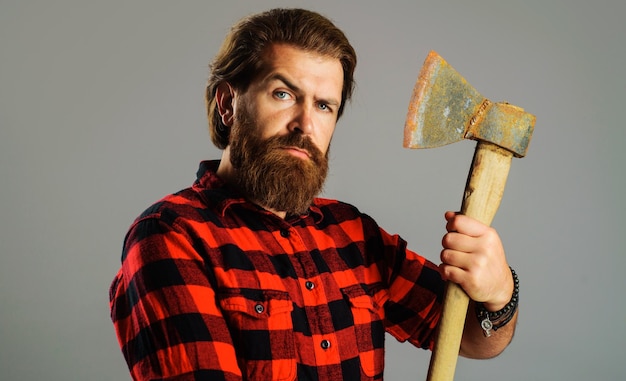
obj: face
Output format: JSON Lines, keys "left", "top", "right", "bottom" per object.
{"left": 236, "top": 43, "right": 344, "bottom": 157}
{"left": 225, "top": 44, "right": 344, "bottom": 215}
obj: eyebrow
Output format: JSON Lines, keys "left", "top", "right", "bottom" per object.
{"left": 269, "top": 73, "right": 299, "bottom": 93}
{"left": 267, "top": 73, "right": 340, "bottom": 107}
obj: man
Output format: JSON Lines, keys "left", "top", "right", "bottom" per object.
{"left": 110, "top": 8, "right": 518, "bottom": 380}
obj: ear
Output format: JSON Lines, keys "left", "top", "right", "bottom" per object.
{"left": 215, "top": 82, "right": 235, "bottom": 126}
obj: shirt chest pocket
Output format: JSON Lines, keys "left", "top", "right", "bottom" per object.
{"left": 218, "top": 288, "right": 296, "bottom": 381}
{"left": 341, "top": 284, "right": 386, "bottom": 379}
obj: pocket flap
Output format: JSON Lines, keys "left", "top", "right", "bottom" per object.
{"left": 341, "top": 284, "right": 377, "bottom": 312}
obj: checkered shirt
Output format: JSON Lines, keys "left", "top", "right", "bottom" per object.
{"left": 110, "top": 160, "right": 444, "bottom": 380}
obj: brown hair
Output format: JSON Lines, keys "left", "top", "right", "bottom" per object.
{"left": 206, "top": 8, "right": 357, "bottom": 149}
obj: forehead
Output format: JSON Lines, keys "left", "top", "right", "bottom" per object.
{"left": 255, "top": 44, "right": 344, "bottom": 92}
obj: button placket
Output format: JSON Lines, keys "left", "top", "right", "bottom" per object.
{"left": 273, "top": 224, "right": 307, "bottom": 257}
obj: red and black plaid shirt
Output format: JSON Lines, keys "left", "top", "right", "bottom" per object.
{"left": 110, "top": 160, "right": 444, "bottom": 380}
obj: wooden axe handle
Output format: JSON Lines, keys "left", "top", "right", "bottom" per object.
{"left": 426, "top": 141, "right": 513, "bottom": 381}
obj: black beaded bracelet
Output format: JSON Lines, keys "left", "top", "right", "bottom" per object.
{"left": 475, "top": 266, "right": 519, "bottom": 337}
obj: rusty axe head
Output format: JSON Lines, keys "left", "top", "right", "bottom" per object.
{"left": 404, "top": 51, "right": 535, "bottom": 157}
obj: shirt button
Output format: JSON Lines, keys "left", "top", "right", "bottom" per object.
{"left": 280, "top": 229, "right": 290, "bottom": 238}
{"left": 305, "top": 281, "right": 315, "bottom": 290}
{"left": 320, "top": 339, "right": 331, "bottom": 350}
{"left": 254, "top": 304, "right": 264, "bottom": 314}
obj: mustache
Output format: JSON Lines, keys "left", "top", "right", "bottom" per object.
{"left": 268, "top": 133, "right": 325, "bottom": 161}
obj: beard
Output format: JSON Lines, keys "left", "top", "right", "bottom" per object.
{"left": 228, "top": 107, "right": 329, "bottom": 216}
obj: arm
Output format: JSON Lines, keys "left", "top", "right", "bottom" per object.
{"left": 438, "top": 211, "right": 518, "bottom": 359}
{"left": 109, "top": 217, "right": 242, "bottom": 380}
{"left": 460, "top": 301, "right": 518, "bottom": 359}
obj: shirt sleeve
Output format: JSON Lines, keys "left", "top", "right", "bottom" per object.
{"left": 109, "top": 215, "right": 243, "bottom": 381}
{"left": 377, "top": 227, "right": 445, "bottom": 350}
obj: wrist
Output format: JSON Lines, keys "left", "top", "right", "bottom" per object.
{"left": 483, "top": 299, "right": 508, "bottom": 313}
{"left": 475, "top": 266, "right": 519, "bottom": 337}
{"left": 483, "top": 266, "right": 515, "bottom": 311}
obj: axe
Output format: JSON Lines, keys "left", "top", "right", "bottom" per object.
{"left": 404, "top": 51, "right": 535, "bottom": 381}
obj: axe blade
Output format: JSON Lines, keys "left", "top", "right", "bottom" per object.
{"left": 404, "top": 51, "right": 484, "bottom": 149}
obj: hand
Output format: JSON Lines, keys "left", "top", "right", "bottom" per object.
{"left": 439, "top": 211, "right": 513, "bottom": 311}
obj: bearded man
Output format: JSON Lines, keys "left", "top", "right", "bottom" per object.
{"left": 110, "top": 8, "right": 518, "bottom": 381}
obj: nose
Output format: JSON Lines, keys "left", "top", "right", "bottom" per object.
{"left": 288, "top": 104, "right": 314, "bottom": 135}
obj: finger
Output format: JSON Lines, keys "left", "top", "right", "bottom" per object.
{"left": 442, "top": 231, "right": 479, "bottom": 254}
{"left": 444, "top": 210, "right": 458, "bottom": 222}
{"left": 440, "top": 247, "right": 473, "bottom": 270}
{"left": 438, "top": 262, "right": 469, "bottom": 285}
{"left": 445, "top": 213, "right": 489, "bottom": 237}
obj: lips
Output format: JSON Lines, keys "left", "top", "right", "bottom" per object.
{"left": 282, "top": 146, "right": 311, "bottom": 159}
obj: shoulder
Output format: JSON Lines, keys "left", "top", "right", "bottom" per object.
{"left": 312, "top": 197, "right": 380, "bottom": 229}
{"left": 124, "top": 186, "right": 226, "bottom": 244}
{"left": 133, "top": 187, "right": 202, "bottom": 223}
{"left": 314, "top": 197, "right": 361, "bottom": 216}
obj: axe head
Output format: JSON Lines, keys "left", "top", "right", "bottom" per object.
{"left": 404, "top": 51, "right": 535, "bottom": 157}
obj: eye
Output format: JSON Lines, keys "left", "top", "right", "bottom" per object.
{"left": 317, "top": 102, "right": 333, "bottom": 113}
{"left": 274, "top": 90, "right": 290, "bottom": 100}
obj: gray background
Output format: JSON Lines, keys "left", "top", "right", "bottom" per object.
{"left": 1, "top": 1, "right": 624, "bottom": 380}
